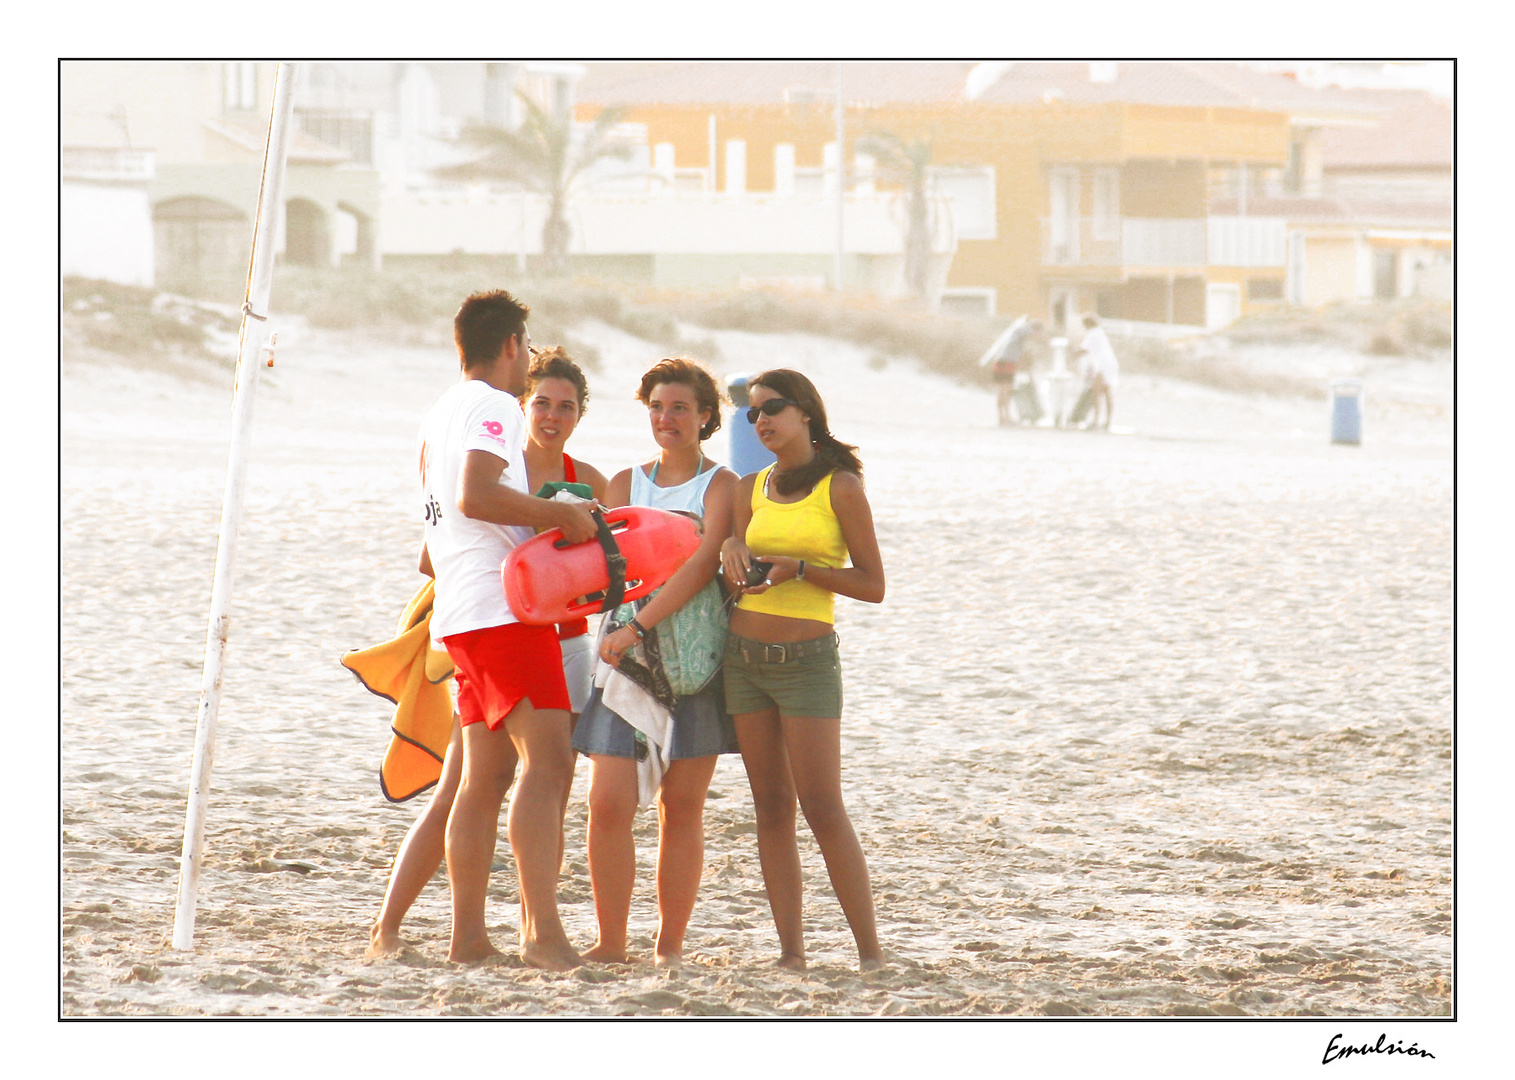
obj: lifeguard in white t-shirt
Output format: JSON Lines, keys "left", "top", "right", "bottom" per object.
{"left": 415, "top": 289, "right": 598, "bottom": 971}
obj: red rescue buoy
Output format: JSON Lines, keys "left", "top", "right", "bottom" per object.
{"left": 502, "top": 506, "right": 702, "bottom": 625}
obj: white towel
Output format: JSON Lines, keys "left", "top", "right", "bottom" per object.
{"left": 602, "top": 668, "right": 673, "bottom": 807}
{"left": 977, "top": 315, "right": 1027, "bottom": 367}
{"left": 590, "top": 631, "right": 675, "bottom": 808}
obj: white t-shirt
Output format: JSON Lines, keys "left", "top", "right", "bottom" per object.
{"left": 418, "top": 379, "right": 533, "bottom": 642}
{"left": 1079, "top": 326, "right": 1120, "bottom": 387}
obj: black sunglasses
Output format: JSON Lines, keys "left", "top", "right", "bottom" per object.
{"left": 745, "top": 397, "right": 798, "bottom": 424}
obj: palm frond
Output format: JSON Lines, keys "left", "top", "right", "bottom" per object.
{"left": 437, "top": 95, "right": 631, "bottom": 196}
{"left": 431, "top": 90, "right": 635, "bottom": 276}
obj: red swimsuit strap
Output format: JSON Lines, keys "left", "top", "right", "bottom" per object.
{"left": 556, "top": 454, "right": 585, "bottom": 639}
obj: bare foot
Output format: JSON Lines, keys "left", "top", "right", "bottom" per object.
{"left": 654, "top": 952, "right": 684, "bottom": 972}
{"left": 859, "top": 955, "right": 888, "bottom": 973}
{"left": 773, "top": 952, "right": 807, "bottom": 972}
{"left": 449, "top": 940, "right": 507, "bottom": 964}
{"left": 520, "top": 938, "right": 583, "bottom": 972}
{"left": 583, "top": 942, "right": 629, "bottom": 964}
{"left": 367, "top": 923, "right": 405, "bottom": 958}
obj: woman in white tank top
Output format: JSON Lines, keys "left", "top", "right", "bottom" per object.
{"left": 572, "top": 358, "right": 740, "bottom": 969}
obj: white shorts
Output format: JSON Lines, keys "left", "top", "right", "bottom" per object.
{"left": 561, "top": 632, "right": 595, "bottom": 715}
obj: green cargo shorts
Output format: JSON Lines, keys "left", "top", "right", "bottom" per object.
{"left": 722, "top": 632, "right": 843, "bottom": 719}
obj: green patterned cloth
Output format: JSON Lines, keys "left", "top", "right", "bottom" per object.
{"left": 612, "top": 577, "right": 728, "bottom": 697}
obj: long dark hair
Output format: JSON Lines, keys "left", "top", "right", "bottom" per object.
{"left": 749, "top": 369, "right": 862, "bottom": 495}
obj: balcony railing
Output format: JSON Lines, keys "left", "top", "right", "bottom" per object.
{"left": 1042, "top": 216, "right": 1285, "bottom": 268}
{"left": 61, "top": 146, "right": 155, "bottom": 182}
{"left": 1207, "top": 216, "right": 1287, "bottom": 267}
{"left": 1213, "top": 175, "right": 1453, "bottom": 205}
{"left": 296, "top": 109, "right": 374, "bottom": 166}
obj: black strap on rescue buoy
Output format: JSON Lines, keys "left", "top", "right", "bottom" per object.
{"left": 592, "top": 509, "right": 628, "bottom": 612}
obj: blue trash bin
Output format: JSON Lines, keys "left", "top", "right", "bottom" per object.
{"left": 726, "top": 373, "right": 776, "bottom": 477}
{"left": 1330, "top": 378, "right": 1363, "bottom": 445}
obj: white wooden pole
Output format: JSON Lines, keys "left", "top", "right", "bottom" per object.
{"left": 172, "top": 62, "right": 300, "bottom": 951}
{"left": 707, "top": 113, "right": 717, "bottom": 192}
{"left": 833, "top": 63, "right": 845, "bottom": 290}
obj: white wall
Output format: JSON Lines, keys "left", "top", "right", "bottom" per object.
{"left": 380, "top": 188, "right": 538, "bottom": 257}
{"left": 379, "top": 188, "right": 952, "bottom": 259}
{"left": 61, "top": 182, "right": 154, "bottom": 286}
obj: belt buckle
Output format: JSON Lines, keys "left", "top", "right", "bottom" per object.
{"left": 766, "top": 643, "right": 788, "bottom": 664}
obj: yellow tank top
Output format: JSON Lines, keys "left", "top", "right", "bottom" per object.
{"left": 737, "top": 466, "right": 849, "bottom": 624}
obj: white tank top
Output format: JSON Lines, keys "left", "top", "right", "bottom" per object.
{"left": 630, "top": 457, "right": 718, "bottom": 517}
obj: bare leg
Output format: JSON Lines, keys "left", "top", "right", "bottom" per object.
{"left": 734, "top": 709, "right": 806, "bottom": 970}
{"left": 504, "top": 700, "right": 582, "bottom": 970}
{"left": 445, "top": 717, "right": 519, "bottom": 963}
{"left": 371, "top": 719, "right": 475, "bottom": 956}
{"left": 653, "top": 755, "right": 719, "bottom": 967}
{"left": 1091, "top": 374, "right": 1111, "bottom": 429}
{"left": 583, "top": 754, "right": 638, "bottom": 962}
{"left": 781, "top": 715, "right": 885, "bottom": 971}
{"left": 557, "top": 712, "right": 580, "bottom": 879}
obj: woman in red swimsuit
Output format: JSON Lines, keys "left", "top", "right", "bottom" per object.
{"left": 369, "top": 346, "right": 607, "bottom": 957}
{"left": 521, "top": 347, "right": 612, "bottom": 726}
{"left": 520, "top": 346, "right": 611, "bottom": 505}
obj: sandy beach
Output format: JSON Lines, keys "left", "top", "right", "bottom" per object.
{"left": 60, "top": 314, "right": 1452, "bottom": 1021}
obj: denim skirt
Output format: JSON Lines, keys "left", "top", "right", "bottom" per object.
{"left": 571, "top": 680, "right": 739, "bottom": 760}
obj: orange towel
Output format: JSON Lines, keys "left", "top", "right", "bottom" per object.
{"left": 340, "top": 580, "right": 455, "bottom": 802}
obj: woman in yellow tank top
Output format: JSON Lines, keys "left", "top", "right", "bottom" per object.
{"left": 718, "top": 369, "right": 887, "bottom": 972}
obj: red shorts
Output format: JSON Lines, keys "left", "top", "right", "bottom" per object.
{"left": 442, "top": 622, "right": 571, "bottom": 730}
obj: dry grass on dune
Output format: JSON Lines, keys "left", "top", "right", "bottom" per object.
{"left": 61, "top": 270, "right": 1448, "bottom": 405}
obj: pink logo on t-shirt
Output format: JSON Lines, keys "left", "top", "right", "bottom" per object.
{"left": 483, "top": 421, "right": 503, "bottom": 436}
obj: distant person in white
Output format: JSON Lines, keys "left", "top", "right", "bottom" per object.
{"left": 417, "top": 289, "right": 599, "bottom": 969}
{"left": 1077, "top": 315, "right": 1120, "bottom": 430}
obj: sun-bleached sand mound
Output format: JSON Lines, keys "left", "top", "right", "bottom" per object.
{"left": 62, "top": 318, "right": 1450, "bottom": 1017}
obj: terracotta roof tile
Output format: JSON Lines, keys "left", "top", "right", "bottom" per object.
{"left": 971, "top": 61, "right": 1381, "bottom": 118}
{"left": 208, "top": 115, "right": 350, "bottom": 164}
{"left": 576, "top": 61, "right": 977, "bottom": 107}
{"left": 1321, "top": 89, "right": 1452, "bottom": 170}
{"left": 973, "top": 61, "right": 1222, "bottom": 106}
{"left": 576, "top": 61, "right": 1391, "bottom": 122}
{"left": 1171, "top": 63, "right": 1380, "bottom": 115}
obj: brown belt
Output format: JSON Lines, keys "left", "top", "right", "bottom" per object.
{"left": 727, "top": 632, "right": 838, "bottom": 665}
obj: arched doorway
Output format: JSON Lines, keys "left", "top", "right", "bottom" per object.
{"left": 284, "top": 198, "right": 330, "bottom": 267}
{"left": 152, "top": 196, "right": 248, "bottom": 298}
{"left": 335, "top": 201, "right": 377, "bottom": 268}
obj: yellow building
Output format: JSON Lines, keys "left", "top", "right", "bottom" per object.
{"left": 576, "top": 61, "right": 1381, "bottom": 331}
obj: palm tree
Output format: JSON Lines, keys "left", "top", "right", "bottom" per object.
{"left": 439, "top": 93, "right": 631, "bottom": 278}
{"left": 856, "top": 130, "right": 936, "bottom": 300}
